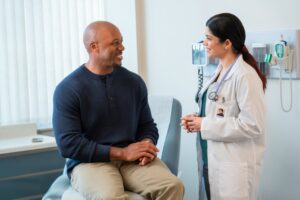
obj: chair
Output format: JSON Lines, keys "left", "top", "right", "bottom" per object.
{"left": 42, "top": 96, "right": 182, "bottom": 200}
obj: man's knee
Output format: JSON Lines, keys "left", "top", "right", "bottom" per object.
{"left": 157, "top": 176, "right": 184, "bottom": 199}
{"left": 168, "top": 177, "right": 185, "bottom": 195}
{"left": 86, "top": 190, "right": 128, "bottom": 200}
{"left": 102, "top": 193, "right": 128, "bottom": 200}
{"left": 76, "top": 181, "right": 128, "bottom": 200}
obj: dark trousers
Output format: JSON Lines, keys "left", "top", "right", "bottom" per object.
{"left": 203, "top": 164, "right": 211, "bottom": 200}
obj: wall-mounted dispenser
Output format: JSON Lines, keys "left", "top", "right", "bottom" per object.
{"left": 252, "top": 43, "right": 268, "bottom": 75}
{"left": 246, "top": 30, "right": 300, "bottom": 112}
{"left": 246, "top": 30, "right": 300, "bottom": 79}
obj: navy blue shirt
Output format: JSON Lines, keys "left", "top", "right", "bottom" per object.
{"left": 53, "top": 65, "right": 158, "bottom": 176}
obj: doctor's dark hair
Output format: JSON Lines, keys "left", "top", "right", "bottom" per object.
{"left": 206, "top": 13, "right": 267, "bottom": 91}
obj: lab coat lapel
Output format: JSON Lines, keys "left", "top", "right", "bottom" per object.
{"left": 199, "top": 65, "right": 222, "bottom": 97}
{"left": 224, "top": 55, "right": 243, "bottom": 81}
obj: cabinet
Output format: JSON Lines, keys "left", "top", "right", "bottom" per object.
{"left": 0, "top": 146, "right": 65, "bottom": 199}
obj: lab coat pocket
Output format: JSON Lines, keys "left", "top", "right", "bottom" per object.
{"left": 214, "top": 100, "right": 236, "bottom": 118}
{"left": 217, "top": 162, "right": 249, "bottom": 199}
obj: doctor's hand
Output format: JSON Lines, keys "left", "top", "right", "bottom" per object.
{"left": 181, "top": 114, "right": 202, "bottom": 133}
{"left": 180, "top": 113, "right": 197, "bottom": 130}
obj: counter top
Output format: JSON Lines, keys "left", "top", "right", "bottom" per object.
{"left": 0, "top": 135, "right": 57, "bottom": 155}
{"left": 0, "top": 123, "right": 57, "bottom": 155}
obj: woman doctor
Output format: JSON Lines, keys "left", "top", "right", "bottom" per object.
{"left": 181, "top": 13, "right": 267, "bottom": 200}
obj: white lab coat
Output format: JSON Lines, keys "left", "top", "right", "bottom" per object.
{"left": 199, "top": 55, "right": 266, "bottom": 200}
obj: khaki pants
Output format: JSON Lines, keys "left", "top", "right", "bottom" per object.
{"left": 70, "top": 158, "right": 184, "bottom": 200}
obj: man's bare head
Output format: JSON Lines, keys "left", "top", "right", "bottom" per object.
{"left": 83, "top": 21, "right": 124, "bottom": 71}
{"left": 83, "top": 21, "right": 120, "bottom": 53}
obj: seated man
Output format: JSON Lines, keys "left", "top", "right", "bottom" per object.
{"left": 52, "top": 21, "right": 184, "bottom": 200}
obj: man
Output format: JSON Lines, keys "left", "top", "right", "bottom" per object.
{"left": 53, "top": 21, "right": 184, "bottom": 200}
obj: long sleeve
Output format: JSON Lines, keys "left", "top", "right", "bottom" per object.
{"left": 53, "top": 83, "right": 110, "bottom": 162}
{"left": 136, "top": 79, "right": 159, "bottom": 144}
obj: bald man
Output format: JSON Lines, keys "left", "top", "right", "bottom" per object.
{"left": 53, "top": 21, "right": 184, "bottom": 200}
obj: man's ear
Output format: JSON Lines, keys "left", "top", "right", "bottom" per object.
{"left": 90, "top": 41, "right": 98, "bottom": 52}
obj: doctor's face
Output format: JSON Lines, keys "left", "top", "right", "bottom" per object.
{"left": 203, "top": 27, "right": 227, "bottom": 59}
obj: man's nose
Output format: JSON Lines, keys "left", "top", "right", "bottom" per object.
{"left": 118, "top": 43, "right": 125, "bottom": 51}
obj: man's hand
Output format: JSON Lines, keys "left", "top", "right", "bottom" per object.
{"left": 138, "top": 139, "right": 157, "bottom": 166}
{"left": 123, "top": 140, "right": 159, "bottom": 161}
{"left": 110, "top": 139, "right": 159, "bottom": 164}
{"left": 139, "top": 156, "right": 153, "bottom": 166}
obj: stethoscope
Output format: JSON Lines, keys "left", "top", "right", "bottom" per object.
{"left": 208, "top": 55, "right": 240, "bottom": 102}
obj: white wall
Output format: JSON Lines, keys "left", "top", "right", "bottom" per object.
{"left": 137, "top": 0, "right": 300, "bottom": 199}
{"left": 103, "top": 0, "right": 138, "bottom": 72}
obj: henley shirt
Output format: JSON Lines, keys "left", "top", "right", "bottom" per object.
{"left": 53, "top": 65, "right": 158, "bottom": 176}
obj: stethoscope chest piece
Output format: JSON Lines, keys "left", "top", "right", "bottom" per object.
{"left": 208, "top": 91, "right": 218, "bottom": 102}
{"left": 207, "top": 55, "right": 240, "bottom": 102}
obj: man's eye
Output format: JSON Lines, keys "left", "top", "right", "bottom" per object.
{"left": 112, "top": 41, "right": 122, "bottom": 46}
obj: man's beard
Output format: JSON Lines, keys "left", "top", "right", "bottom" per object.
{"left": 113, "top": 62, "right": 121, "bottom": 67}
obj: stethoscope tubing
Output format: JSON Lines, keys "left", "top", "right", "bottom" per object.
{"left": 208, "top": 55, "right": 240, "bottom": 102}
